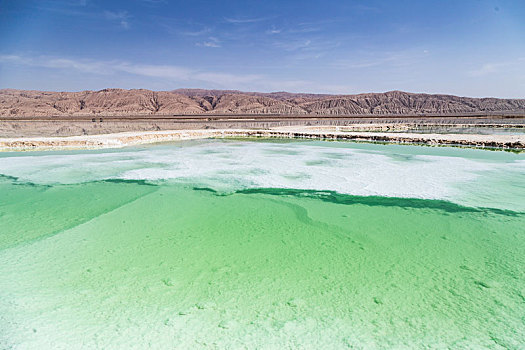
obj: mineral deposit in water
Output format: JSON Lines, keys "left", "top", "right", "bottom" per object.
{"left": 0, "top": 139, "right": 524, "bottom": 349}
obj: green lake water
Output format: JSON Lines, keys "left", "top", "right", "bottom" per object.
{"left": 1, "top": 139, "right": 524, "bottom": 349}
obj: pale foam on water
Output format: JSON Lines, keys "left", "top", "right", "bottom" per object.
{"left": 1, "top": 139, "right": 524, "bottom": 211}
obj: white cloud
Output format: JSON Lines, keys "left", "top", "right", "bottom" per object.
{"left": 224, "top": 17, "right": 270, "bottom": 24}
{"left": 201, "top": 42, "right": 221, "bottom": 48}
{"left": 266, "top": 26, "right": 282, "bottom": 35}
{"left": 196, "top": 37, "right": 221, "bottom": 48}
{"left": 468, "top": 62, "right": 508, "bottom": 77}
{"left": 115, "top": 63, "right": 193, "bottom": 80}
{"left": 468, "top": 58, "right": 525, "bottom": 78}
{"left": 332, "top": 49, "right": 431, "bottom": 69}
{"left": 181, "top": 28, "right": 211, "bottom": 37}
{"left": 104, "top": 10, "right": 130, "bottom": 29}
{"left": 274, "top": 39, "right": 312, "bottom": 52}
{"left": 0, "top": 55, "right": 113, "bottom": 74}
{"left": 0, "top": 54, "right": 355, "bottom": 94}
{"left": 141, "top": 0, "right": 167, "bottom": 4}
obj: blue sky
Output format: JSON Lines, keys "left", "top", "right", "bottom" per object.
{"left": 0, "top": 0, "right": 524, "bottom": 97}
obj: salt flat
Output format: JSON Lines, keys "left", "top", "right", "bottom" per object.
{"left": 1, "top": 126, "right": 524, "bottom": 151}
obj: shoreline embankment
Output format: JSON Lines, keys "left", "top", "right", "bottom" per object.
{"left": 1, "top": 127, "right": 523, "bottom": 151}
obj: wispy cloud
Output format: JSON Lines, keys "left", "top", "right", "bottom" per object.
{"left": 196, "top": 37, "right": 221, "bottom": 48}
{"left": 0, "top": 55, "right": 114, "bottom": 74}
{"left": 332, "top": 49, "right": 431, "bottom": 69}
{"left": 352, "top": 4, "right": 380, "bottom": 12}
{"left": 274, "top": 39, "right": 312, "bottom": 52}
{"left": 288, "top": 26, "right": 322, "bottom": 34}
{"left": 468, "top": 62, "right": 508, "bottom": 77}
{"left": 140, "top": 0, "right": 167, "bottom": 4}
{"left": 158, "top": 22, "right": 212, "bottom": 38}
{"left": 224, "top": 17, "right": 270, "bottom": 24}
{"left": 116, "top": 62, "right": 193, "bottom": 80}
{"left": 182, "top": 28, "right": 211, "bottom": 37}
{"left": 104, "top": 10, "right": 131, "bottom": 29}
{"left": 266, "top": 26, "right": 282, "bottom": 35}
{"left": 0, "top": 54, "right": 353, "bottom": 94}
{"left": 266, "top": 20, "right": 341, "bottom": 59}
{"left": 468, "top": 58, "right": 525, "bottom": 78}
{"left": 286, "top": 19, "right": 340, "bottom": 34}
{"left": 33, "top": 4, "right": 93, "bottom": 17}
{"left": 272, "top": 37, "right": 340, "bottom": 62}
{"left": 0, "top": 55, "right": 258, "bottom": 87}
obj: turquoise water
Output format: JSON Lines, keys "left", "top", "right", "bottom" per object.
{"left": 1, "top": 139, "right": 524, "bottom": 348}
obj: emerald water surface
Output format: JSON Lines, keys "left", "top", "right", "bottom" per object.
{"left": 1, "top": 139, "right": 524, "bottom": 348}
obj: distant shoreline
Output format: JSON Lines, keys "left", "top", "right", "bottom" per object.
{"left": 1, "top": 127, "right": 523, "bottom": 151}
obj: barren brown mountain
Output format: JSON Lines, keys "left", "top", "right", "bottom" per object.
{"left": 1, "top": 88, "right": 524, "bottom": 117}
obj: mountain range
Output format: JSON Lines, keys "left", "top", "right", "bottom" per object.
{"left": 1, "top": 88, "right": 524, "bottom": 117}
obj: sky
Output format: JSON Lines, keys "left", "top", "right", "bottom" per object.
{"left": 0, "top": 0, "right": 524, "bottom": 97}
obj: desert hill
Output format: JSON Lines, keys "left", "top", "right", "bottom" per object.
{"left": 1, "top": 88, "right": 524, "bottom": 117}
